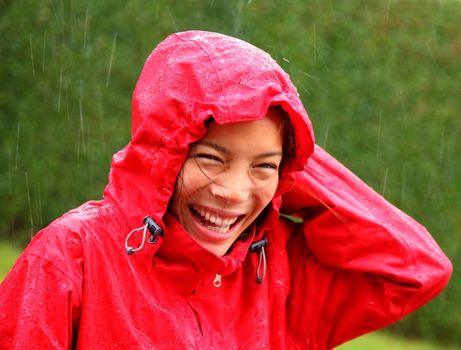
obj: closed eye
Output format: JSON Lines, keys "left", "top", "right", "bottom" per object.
{"left": 255, "top": 163, "right": 279, "bottom": 173}
{"left": 194, "top": 153, "right": 223, "bottom": 163}
{"left": 256, "top": 163, "right": 278, "bottom": 170}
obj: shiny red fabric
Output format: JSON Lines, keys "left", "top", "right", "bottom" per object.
{"left": 0, "top": 31, "right": 452, "bottom": 349}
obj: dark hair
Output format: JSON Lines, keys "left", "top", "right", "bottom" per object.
{"left": 268, "top": 105, "right": 297, "bottom": 172}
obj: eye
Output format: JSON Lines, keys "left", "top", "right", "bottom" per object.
{"left": 256, "top": 163, "right": 278, "bottom": 170}
{"left": 194, "top": 153, "right": 223, "bottom": 163}
{"left": 250, "top": 162, "right": 280, "bottom": 182}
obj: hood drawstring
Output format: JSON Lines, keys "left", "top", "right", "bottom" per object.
{"left": 125, "top": 216, "right": 163, "bottom": 255}
{"left": 250, "top": 238, "right": 268, "bottom": 284}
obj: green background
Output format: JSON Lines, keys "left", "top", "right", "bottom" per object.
{"left": 1, "top": 0, "right": 459, "bottom": 346}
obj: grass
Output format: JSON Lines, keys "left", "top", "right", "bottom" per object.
{"left": 336, "top": 331, "right": 460, "bottom": 350}
{"left": 1, "top": 240, "right": 458, "bottom": 350}
{"left": 0, "top": 240, "right": 21, "bottom": 281}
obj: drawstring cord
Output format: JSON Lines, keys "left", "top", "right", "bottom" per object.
{"left": 125, "top": 216, "right": 163, "bottom": 255}
{"left": 125, "top": 224, "right": 148, "bottom": 254}
{"left": 250, "top": 238, "right": 268, "bottom": 284}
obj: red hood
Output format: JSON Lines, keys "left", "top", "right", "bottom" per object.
{"left": 103, "top": 30, "right": 315, "bottom": 232}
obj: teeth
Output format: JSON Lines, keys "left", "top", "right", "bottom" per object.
{"left": 210, "top": 215, "right": 217, "bottom": 224}
{"left": 205, "top": 224, "right": 231, "bottom": 233}
{"left": 192, "top": 205, "right": 239, "bottom": 230}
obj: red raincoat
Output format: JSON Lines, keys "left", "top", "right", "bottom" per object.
{"left": 0, "top": 31, "right": 452, "bottom": 349}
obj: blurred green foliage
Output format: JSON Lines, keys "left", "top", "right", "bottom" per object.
{"left": 0, "top": 241, "right": 21, "bottom": 281}
{"left": 337, "top": 330, "right": 461, "bottom": 350}
{"left": 1, "top": 0, "right": 459, "bottom": 345}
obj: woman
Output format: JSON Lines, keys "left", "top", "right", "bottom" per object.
{"left": 0, "top": 31, "right": 452, "bottom": 349}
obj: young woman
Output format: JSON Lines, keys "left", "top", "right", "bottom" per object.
{"left": 0, "top": 31, "right": 452, "bottom": 349}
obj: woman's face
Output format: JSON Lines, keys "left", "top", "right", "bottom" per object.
{"left": 170, "top": 108, "right": 284, "bottom": 256}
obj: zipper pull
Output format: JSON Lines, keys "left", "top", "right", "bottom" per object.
{"left": 213, "top": 274, "right": 222, "bottom": 288}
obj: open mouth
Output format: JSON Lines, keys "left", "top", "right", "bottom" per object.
{"left": 189, "top": 205, "right": 243, "bottom": 234}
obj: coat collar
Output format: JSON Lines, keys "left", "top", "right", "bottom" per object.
{"left": 152, "top": 212, "right": 257, "bottom": 277}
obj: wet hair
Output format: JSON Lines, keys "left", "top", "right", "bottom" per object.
{"left": 269, "top": 105, "right": 297, "bottom": 172}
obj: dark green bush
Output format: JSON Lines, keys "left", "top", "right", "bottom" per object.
{"left": 1, "top": 0, "right": 459, "bottom": 345}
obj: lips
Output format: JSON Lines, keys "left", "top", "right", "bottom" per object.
{"left": 190, "top": 205, "right": 241, "bottom": 234}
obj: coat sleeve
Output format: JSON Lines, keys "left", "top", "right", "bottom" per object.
{"left": 0, "top": 226, "right": 83, "bottom": 349}
{"left": 282, "top": 145, "right": 452, "bottom": 348}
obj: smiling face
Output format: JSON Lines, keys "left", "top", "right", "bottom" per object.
{"left": 169, "top": 108, "right": 284, "bottom": 256}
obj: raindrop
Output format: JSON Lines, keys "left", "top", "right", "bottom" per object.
{"left": 83, "top": 5, "right": 90, "bottom": 49}
{"left": 381, "top": 167, "right": 389, "bottom": 197}
{"left": 328, "top": 1, "right": 337, "bottom": 22}
{"left": 386, "top": 0, "right": 392, "bottom": 22}
{"left": 234, "top": 0, "right": 244, "bottom": 34}
{"left": 296, "top": 80, "right": 310, "bottom": 95}
{"left": 155, "top": 0, "right": 160, "bottom": 19}
{"left": 106, "top": 33, "right": 118, "bottom": 87}
{"left": 399, "top": 88, "right": 407, "bottom": 128}
{"left": 7, "top": 146, "right": 12, "bottom": 194}
{"left": 376, "top": 111, "right": 382, "bottom": 159}
{"left": 438, "top": 124, "right": 445, "bottom": 164}
{"left": 15, "top": 121, "right": 20, "bottom": 169}
{"left": 313, "top": 23, "right": 317, "bottom": 65}
{"left": 400, "top": 164, "right": 407, "bottom": 207}
{"left": 298, "top": 71, "right": 320, "bottom": 81}
{"left": 57, "top": 65, "right": 63, "bottom": 112}
{"left": 42, "top": 29, "right": 47, "bottom": 73}
{"left": 65, "top": 77, "right": 70, "bottom": 120}
{"left": 49, "top": 0, "right": 61, "bottom": 26}
{"left": 29, "top": 33, "right": 35, "bottom": 78}
{"left": 322, "top": 124, "right": 330, "bottom": 149}
{"left": 166, "top": 6, "right": 178, "bottom": 32}
{"left": 35, "top": 183, "right": 43, "bottom": 228}
{"left": 79, "top": 97, "right": 86, "bottom": 155}
{"left": 69, "top": 0, "right": 74, "bottom": 41}
{"left": 25, "top": 172, "right": 34, "bottom": 238}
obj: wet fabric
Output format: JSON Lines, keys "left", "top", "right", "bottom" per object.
{"left": 0, "top": 31, "right": 452, "bottom": 349}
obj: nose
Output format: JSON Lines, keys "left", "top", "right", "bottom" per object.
{"left": 209, "top": 168, "right": 252, "bottom": 203}
{"left": 210, "top": 183, "right": 250, "bottom": 203}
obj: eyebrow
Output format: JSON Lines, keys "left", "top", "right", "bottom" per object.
{"left": 194, "top": 140, "right": 283, "bottom": 159}
{"left": 195, "top": 141, "right": 230, "bottom": 154}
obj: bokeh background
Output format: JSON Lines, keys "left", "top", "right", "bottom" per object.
{"left": 1, "top": 0, "right": 459, "bottom": 348}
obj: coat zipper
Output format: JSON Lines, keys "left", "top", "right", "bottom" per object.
{"left": 188, "top": 274, "right": 221, "bottom": 336}
{"left": 213, "top": 273, "right": 222, "bottom": 287}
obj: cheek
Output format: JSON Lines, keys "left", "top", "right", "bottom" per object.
{"left": 174, "top": 161, "right": 210, "bottom": 199}
{"left": 255, "top": 178, "right": 279, "bottom": 209}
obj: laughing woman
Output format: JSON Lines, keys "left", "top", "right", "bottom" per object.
{"left": 0, "top": 31, "right": 452, "bottom": 349}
